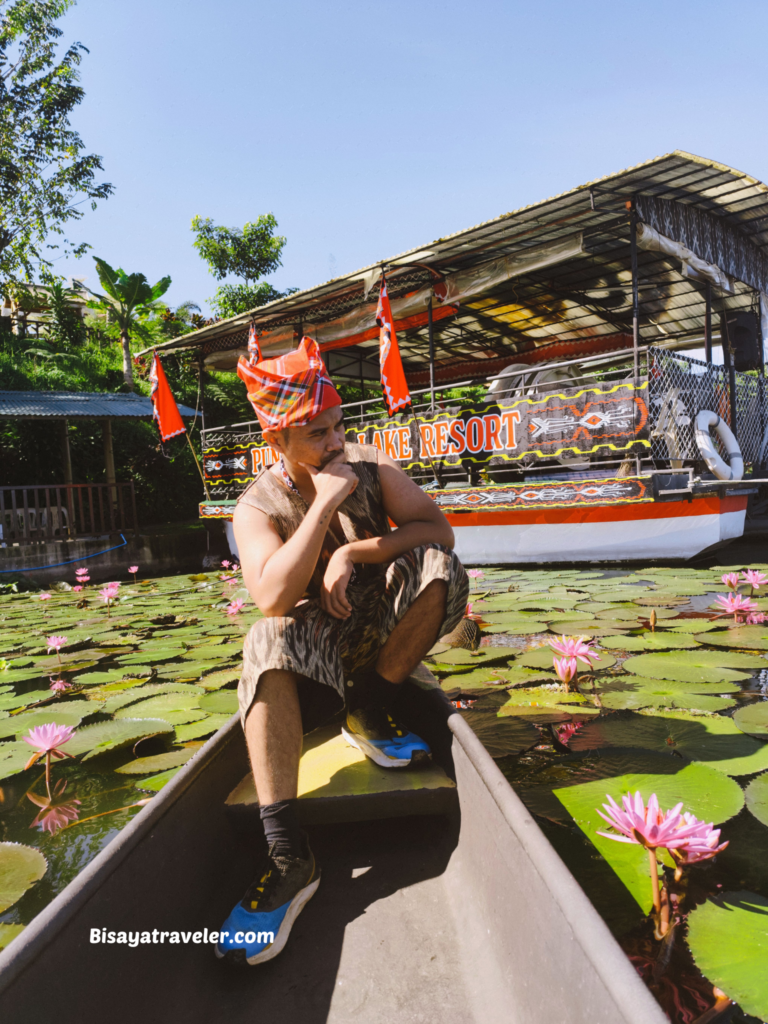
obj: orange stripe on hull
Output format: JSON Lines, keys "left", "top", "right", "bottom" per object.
{"left": 445, "top": 495, "right": 747, "bottom": 528}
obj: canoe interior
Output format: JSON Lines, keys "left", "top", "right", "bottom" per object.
{"left": 0, "top": 684, "right": 666, "bottom": 1024}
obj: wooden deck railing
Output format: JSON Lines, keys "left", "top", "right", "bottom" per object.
{"left": 0, "top": 482, "right": 139, "bottom": 545}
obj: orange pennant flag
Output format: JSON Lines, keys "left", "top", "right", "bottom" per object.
{"left": 376, "top": 277, "right": 411, "bottom": 415}
{"left": 150, "top": 351, "right": 186, "bottom": 441}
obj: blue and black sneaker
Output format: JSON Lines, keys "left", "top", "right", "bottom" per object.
{"left": 216, "top": 844, "right": 320, "bottom": 965}
{"left": 342, "top": 706, "right": 431, "bottom": 769}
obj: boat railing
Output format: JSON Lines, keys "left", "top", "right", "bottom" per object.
{"left": 647, "top": 346, "right": 767, "bottom": 473}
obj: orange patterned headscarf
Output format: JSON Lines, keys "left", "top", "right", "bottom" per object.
{"left": 237, "top": 336, "right": 341, "bottom": 431}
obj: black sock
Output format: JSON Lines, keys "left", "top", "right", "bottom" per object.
{"left": 347, "top": 666, "right": 401, "bottom": 713}
{"left": 259, "top": 800, "right": 308, "bottom": 859}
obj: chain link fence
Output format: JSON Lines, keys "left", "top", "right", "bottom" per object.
{"left": 648, "top": 346, "right": 768, "bottom": 473}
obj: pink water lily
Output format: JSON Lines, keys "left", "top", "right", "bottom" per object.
{"left": 23, "top": 723, "right": 77, "bottom": 797}
{"left": 72, "top": 585, "right": 83, "bottom": 593}
{"left": 46, "top": 635, "right": 68, "bottom": 666}
{"left": 548, "top": 635, "right": 599, "bottom": 667}
{"left": 747, "top": 612, "right": 767, "bottom": 624}
{"left": 27, "top": 782, "right": 80, "bottom": 835}
{"left": 669, "top": 814, "right": 729, "bottom": 878}
{"left": 40, "top": 593, "right": 51, "bottom": 601}
{"left": 221, "top": 560, "right": 230, "bottom": 568}
{"left": 554, "top": 721, "right": 582, "bottom": 747}
{"left": 128, "top": 565, "right": 139, "bottom": 583}
{"left": 713, "top": 592, "right": 758, "bottom": 622}
{"left": 721, "top": 572, "right": 741, "bottom": 590}
{"left": 75, "top": 567, "right": 89, "bottom": 576}
{"left": 99, "top": 582, "right": 120, "bottom": 617}
{"left": 553, "top": 656, "right": 577, "bottom": 687}
{"left": 49, "top": 679, "right": 71, "bottom": 693}
{"left": 226, "top": 599, "right": 245, "bottom": 616}
{"left": 596, "top": 792, "right": 704, "bottom": 850}
{"left": 743, "top": 569, "right": 768, "bottom": 595}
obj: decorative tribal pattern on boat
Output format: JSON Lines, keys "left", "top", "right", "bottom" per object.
{"left": 431, "top": 477, "right": 651, "bottom": 512}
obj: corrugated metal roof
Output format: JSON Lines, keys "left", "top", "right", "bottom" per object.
{"left": 138, "top": 150, "right": 768, "bottom": 362}
{"left": 0, "top": 391, "right": 197, "bottom": 419}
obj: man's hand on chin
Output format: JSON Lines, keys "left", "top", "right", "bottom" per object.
{"left": 321, "top": 547, "right": 354, "bottom": 619}
{"left": 298, "top": 452, "right": 358, "bottom": 507}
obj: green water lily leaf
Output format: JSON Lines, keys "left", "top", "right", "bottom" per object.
{"left": 553, "top": 756, "right": 744, "bottom": 913}
{"left": 134, "top": 767, "right": 181, "bottom": 792}
{"left": 0, "top": 842, "right": 47, "bottom": 912}
{"left": 117, "top": 648, "right": 184, "bottom": 666}
{"left": 114, "top": 692, "right": 202, "bottom": 720}
{"left": 0, "top": 691, "right": 53, "bottom": 711}
{"left": 0, "top": 923, "right": 25, "bottom": 951}
{"left": 498, "top": 687, "right": 600, "bottom": 721}
{"left": 200, "top": 668, "right": 241, "bottom": 690}
{"left": 116, "top": 748, "right": 195, "bottom": 774}
{"left": 545, "top": 621, "right": 625, "bottom": 636}
{"left": 0, "top": 741, "right": 38, "bottom": 780}
{"left": 515, "top": 647, "right": 616, "bottom": 671}
{"left": 65, "top": 718, "right": 173, "bottom": 759}
{"left": 745, "top": 772, "right": 768, "bottom": 828}
{"left": 459, "top": 711, "right": 539, "bottom": 758}
{"left": 598, "top": 687, "right": 735, "bottom": 713}
{"left": 622, "top": 650, "right": 765, "bottom": 684}
{"left": 198, "top": 690, "right": 238, "bottom": 715}
{"left": 175, "top": 714, "right": 231, "bottom": 742}
{"left": 481, "top": 621, "right": 549, "bottom": 635}
{"left": 733, "top": 703, "right": 768, "bottom": 738}
{"left": 0, "top": 701, "right": 98, "bottom": 739}
{"left": 570, "top": 710, "right": 768, "bottom": 776}
{"left": 430, "top": 646, "right": 517, "bottom": 667}
{"left": 666, "top": 620, "right": 726, "bottom": 634}
{"left": 438, "top": 666, "right": 513, "bottom": 691}
{"left": 687, "top": 891, "right": 768, "bottom": 1021}
{"left": 700, "top": 626, "right": 768, "bottom": 651}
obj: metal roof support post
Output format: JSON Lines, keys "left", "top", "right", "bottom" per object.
{"left": 198, "top": 360, "right": 206, "bottom": 433}
{"left": 59, "top": 419, "right": 73, "bottom": 486}
{"left": 59, "top": 419, "right": 75, "bottom": 539}
{"left": 629, "top": 202, "right": 640, "bottom": 381}
{"left": 428, "top": 291, "right": 436, "bottom": 411}
{"left": 721, "top": 318, "right": 738, "bottom": 442}
{"left": 102, "top": 418, "right": 118, "bottom": 513}
{"left": 704, "top": 283, "right": 712, "bottom": 364}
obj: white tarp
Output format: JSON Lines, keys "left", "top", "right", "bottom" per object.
{"left": 636, "top": 221, "right": 735, "bottom": 295}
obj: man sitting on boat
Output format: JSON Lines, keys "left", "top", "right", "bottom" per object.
{"left": 216, "top": 337, "right": 469, "bottom": 966}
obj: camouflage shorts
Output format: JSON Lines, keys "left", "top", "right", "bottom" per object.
{"left": 238, "top": 543, "right": 468, "bottom": 730}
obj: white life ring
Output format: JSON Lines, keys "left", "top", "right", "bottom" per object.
{"left": 695, "top": 410, "right": 744, "bottom": 481}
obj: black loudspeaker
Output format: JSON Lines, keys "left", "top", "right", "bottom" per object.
{"left": 720, "top": 310, "right": 763, "bottom": 371}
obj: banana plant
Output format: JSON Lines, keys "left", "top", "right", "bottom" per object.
{"left": 79, "top": 258, "right": 171, "bottom": 389}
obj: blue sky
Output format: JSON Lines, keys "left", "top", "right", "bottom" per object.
{"left": 55, "top": 0, "right": 768, "bottom": 314}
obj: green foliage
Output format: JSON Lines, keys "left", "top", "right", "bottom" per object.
{"left": 41, "top": 278, "right": 86, "bottom": 346}
{"left": 0, "top": 0, "right": 113, "bottom": 278}
{"left": 209, "top": 281, "right": 289, "bottom": 318}
{"left": 191, "top": 214, "right": 285, "bottom": 285}
{"left": 79, "top": 258, "right": 171, "bottom": 388}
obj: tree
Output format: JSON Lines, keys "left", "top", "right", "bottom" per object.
{"left": 0, "top": 0, "right": 113, "bottom": 280}
{"left": 79, "top": 258, "right": 170, "bottom": 390}
{"left": 191, "top": 214, "right": 293, "bottom": 318}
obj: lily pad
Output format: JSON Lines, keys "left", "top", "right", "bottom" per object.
{"left": 198, "top": 690, "right": 238, "bottom": 715}
{"left": 114, "top": 692, "right": 203, "bottom": 721}
{"left": 700, "top": 626, "right": 768, "bottom": 651}
{"left": 598, "top": 684, "right": 735, "bottom": 713}
{"left": 733, "top": 703, "right": 768, "bottom": 738}
{"left": 116, "top": 748, "right": 195, "bottom": 774}
{"left": 666, "top": 620, "right": 724, "bottom": 634}
{"left": 553, "top": 756, "right": 743, "bottom": 913}
{"left": 175, "top": 714, "right": 231, "bottom": 741}
{"left": 0, "top": 924, "right": 25, "bottom": 951}
{"left": 0, "top": 842, "right": 47, "bottom": 912}
{"left": 429, "top": 646, "right": 517, "bottom": 667}
{"left": 459, "top": 711, "right": 539, "bottom": 758}
{"left": 516, "top": 647, "right": 615, "bottom": 672}
{"left": 0, "top": 702, "right": 97, "bottom": 740}
{"left": 438, "top": 666, "right": 513, "bottom": 690}
{"left": 545, "top": 621, "right": 625, "bottom": 636}
{"left": 498, "top": 687, "right": 600, "bottom": 720}
{"left": 0, "top": 741, "right": 38, "bottom": 781}
{"left": 622, "top": 650, "right": 765, "bottom": 685}
{"left": 65, "top": 718, "right": 173, "bottom": 759}
{"left": 134, "top": 767, "right": 181, "bottom": 792}
{"left": 199, "top": 668, "right": 241, "bottom": 690}
{"left": 745, "top": 772, "right": 768, "bottom": 828}
{"left": 687, "top": 892, "right": 768, "bottom": 1021}
{"left": 570, "top": 710, "right": 768, "bottom": 776}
